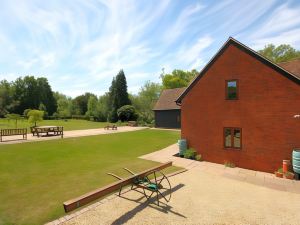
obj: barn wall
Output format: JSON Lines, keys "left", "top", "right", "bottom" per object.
{"left": 181, "top": 44, "right": 300, "bottom": 173}
{"left": 154, "top": 110, "right": 181, "bottom": 129}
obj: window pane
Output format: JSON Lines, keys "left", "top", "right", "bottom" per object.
{"left": 224, "top": 128, "right": 232, "bottom": 147}
{"left": 227, "top": 81, "right": 237, "bottom": 99}
{"left": 233, "top": 129, "right": 241, "bottom": 148}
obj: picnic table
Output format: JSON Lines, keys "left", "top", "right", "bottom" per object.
{"left": 31, "top": 126, "right": 64, "bottom": 138}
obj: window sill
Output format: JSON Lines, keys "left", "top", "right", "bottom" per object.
{"left": 223, "top": 147, "right": 242, "bottom": 150}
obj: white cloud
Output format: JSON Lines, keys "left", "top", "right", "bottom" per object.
{"left": 163, "top": 2, "right": 205, "bottom": 44}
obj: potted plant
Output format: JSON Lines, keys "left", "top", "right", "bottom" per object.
{"left": 284, "top": 171, "right": 295, "bottom": 180}
{"left": 275, "top": 168, "right": 283, "bottom": 178}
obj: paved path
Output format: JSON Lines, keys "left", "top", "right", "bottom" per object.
{"left": 47, "top": 144, "right": 300, "bottom": 225}
{"left": 0, "top": 126, "right": 147, "bottom": 144}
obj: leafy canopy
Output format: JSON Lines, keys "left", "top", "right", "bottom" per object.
{"left": 28, "top": 110, "right": 44, "bottom": 126}
{"left": 258, "top": 44, "right": 300, "bottom": 63}
{"left": 161, "top": 69, "right": 198, "bottom": 89}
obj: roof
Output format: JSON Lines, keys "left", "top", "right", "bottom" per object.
{"left": 176, "top": 37, "right": 300, "bottom": 104}
{"left": 278, "top": 58, "right": 300, "bottom": 79}
{"left": 153, "top": 87, "right": 185, "bottom": 110}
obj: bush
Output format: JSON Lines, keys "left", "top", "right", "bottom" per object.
{"left": 117, "top": 105, "right": 138, "bottom": 122}
{"left": 184, "top": 148, "right": 197, "bottom": 159}
{"left": 224, "top": 161, "right": 236, "bottom": 168}
{"left": 195, "top": 154, "right": 202, "bottom": 161}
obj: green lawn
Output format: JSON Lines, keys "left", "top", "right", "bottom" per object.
{"left": 0, "top": 118, "right": 122, "bottom": 132}
{"left": 0, "top": 129, "right": 180, "bottom": 225}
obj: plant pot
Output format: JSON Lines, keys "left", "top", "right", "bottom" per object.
{"left": 275, "top": 171, "right": 283, "bottom": 178}
{"left": 284, "top": 173, "right": 294, "bottom": 180}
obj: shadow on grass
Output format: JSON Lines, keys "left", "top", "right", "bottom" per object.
{"left": 111, "top": 183, "right": 186, "bottom": 225}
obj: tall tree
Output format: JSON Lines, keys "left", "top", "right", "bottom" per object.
{"left": 36, "top": 77, "right": 57, "bottom": 115}
{"left": 108, "top": 70, "right": 131, "bottom": 122}
{"left": 115, "top": 70, "right": 131, "bottom": 107}
{"left": 161, "top": 69, "right": 198, "bottom": 89}
{"left": 258, "top": 44, "right": 300, "bottom": 63}
{"left": 86, "top": 95, "right": 98, "bottom": 118}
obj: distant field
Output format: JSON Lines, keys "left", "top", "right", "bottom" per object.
{"left": 0, "top": 118, "right": 122, "bottom": 132}
{"left": 0, "top": 129, "right": 180, "bottom": 225}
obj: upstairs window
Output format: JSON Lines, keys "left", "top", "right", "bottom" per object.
{"left": 224, "top": 127, "right": 242, "bottom": 149}
{"left": 226, "top": 80, "right": 238, "bottom": 100}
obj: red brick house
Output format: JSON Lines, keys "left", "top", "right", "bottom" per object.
{"left": 176, "top": 37, "right": 300, "bottom": 173}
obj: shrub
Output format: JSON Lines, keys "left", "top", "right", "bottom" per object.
{"left": 195, "top": 154, "right": 202, "bottom": 161}
{"left": 224, "top": 161, "right": 236, "bottom": 168}
{"left": 184, "top": 148, "right": 197, "bottom": 159}
{"left": 117, "top": 105, "right": 138, "bottom": 122}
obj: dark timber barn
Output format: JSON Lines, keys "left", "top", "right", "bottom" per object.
{"left": 153, "top": 88, "right": 185, "bottom": 129}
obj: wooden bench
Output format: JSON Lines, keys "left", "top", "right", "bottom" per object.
{"left": 104, "top": 125, "right": 117, "bottom": 130}
{"left": 0, "top": 128, "right": 27, "bottom": 142}
{"left": 33, "top": 126, "right": 64, "bottom": 138}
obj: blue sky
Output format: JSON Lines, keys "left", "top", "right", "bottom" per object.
{"left": 0, "top": 0, "right": 300, "bottom": 97}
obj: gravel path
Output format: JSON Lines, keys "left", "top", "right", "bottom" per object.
{"left": 57, "top": 161, "right": 300, "bottom": 225}
{"left": 0, "top": 126, "right": 147, "bottom": 144}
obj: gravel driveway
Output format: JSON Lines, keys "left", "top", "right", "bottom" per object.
{"left": 60, "top": 164, "right": 300, "bottom": 225}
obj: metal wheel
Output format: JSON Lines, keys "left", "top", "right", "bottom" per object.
{"left": 143, "top": 170, "right": 172, "bottom": 204}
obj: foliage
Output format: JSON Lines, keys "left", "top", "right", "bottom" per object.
{"left": 0, "top": 80, "right": 19, "bottom": 117}
{"left": 117, "top": 105, "right": 138, "bottom": 122}
{"left": 131, "top": 81, "right": 162, "bottom": 124}
{"left": 108, "top": 70, "right": 131, "bottom": 122}
{"left": 184, "top": 148, "right": 197, "bottom": 159}
{"left": 195, "top": 154, "right": 202, "bottom": 161}
{"left": 5, "top": 113, "right": 22, "bottom": 128}
{"left": 277, "top": 167, "right": 283, "bottom": 173}
{"left": 258, "top": 44, "right": 300, "bottom": 63}
{"left": 72, "top": 92, "right": 96, "bottom": 115}
{"left": 13, "top": 76, "right": 57, "bottom": 115}
{"left": 55, "top": 93, "right": 73, "bottom": 118}
{"left": 85, "top": 95, "right": 98, "bottom": 118}
{"left": 161, "top": 69, "right": 198, "bottom": 89}
{"left": 23, "top": 108, "right": 31, "bottom": 118}
{"left": 97, "top": 93, "right": 110, "bottom": 121}
{"left": 27, "top": 109, "right": 44, "bottom": 126}
{"left": 224, "top": 161, "right": 236, "bottom": 168}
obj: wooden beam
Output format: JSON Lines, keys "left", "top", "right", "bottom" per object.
{"left": 63, "top": 161, "right": 172, "bottom": 212}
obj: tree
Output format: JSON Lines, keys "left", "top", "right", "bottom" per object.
{"left": 39, "top": 103, "right": 47, "bottom": 117}
{"left": 0, "top": 80, "right": 18, "bottom": 116}
{"left": 161, "top": 69, "right": 198, "bottom": 89}
{"left": 54, "top": 92, "right": 73, "bottom": 118}
{"left": 28, "top": 110, "right": 44, "bottom": 127}
{"left": 5, "top": 113, "right": 21, "bottom": 128}
{"left": 73, "top": 93, "right": 96, "bottom": 115}
{"left": 13, "top": 76, "right": 57, "bottom": 115}
{"left": 86, "top": 95, "right": 98, "bottom": 118}
{"left": 97, "top": 93, "right": 110, "bottom": 121}
{"left": 108, "top": 70, "right": 131, "bottom": 122}
{"left": 117, "top": 105, "right": 138, "bottom": 122}
{"left": 258, "top": 44, "right": 300, "bottom": 63}
{"left": 130, "top": 81, "right": 162, "bottom": 123}
{"left": 36, "top": 77, "right": 57, "bottom": 115}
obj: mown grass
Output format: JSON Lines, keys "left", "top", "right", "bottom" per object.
{"left": 0, "top": 129, "right": 180, "bottom": 225}
{"left": 0, "top": 118, "right": 123, "bottom": 132}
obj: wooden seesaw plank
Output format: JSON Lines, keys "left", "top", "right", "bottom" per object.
{"left": 63, "top": 161, "right": 172, "bottom": 213}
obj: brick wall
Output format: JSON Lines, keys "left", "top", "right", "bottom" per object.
{"left": 181, "top": 44, "right": 300, "bottom": 173}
